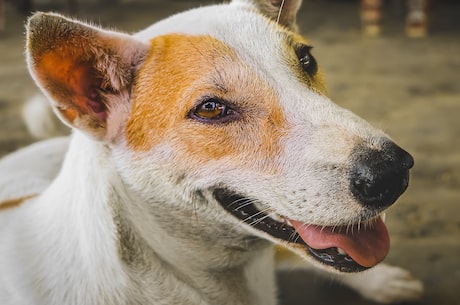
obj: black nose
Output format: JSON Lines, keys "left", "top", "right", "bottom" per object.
{"left": 350, "top": 142, "right": 414, "bottom": 210}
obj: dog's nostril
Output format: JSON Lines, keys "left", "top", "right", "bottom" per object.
{"left": 351, "top": 168, "right": 410, "bottom": 209}
{"left": 350, "top": 142, "right": 414, "bottom": 210}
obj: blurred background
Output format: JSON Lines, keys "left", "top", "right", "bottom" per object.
{"left": 0, "top": 0, "right": 459, "bottom": 304}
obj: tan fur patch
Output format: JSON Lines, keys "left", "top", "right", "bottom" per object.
{"left": 126, "top": 34, "right": 288, "bottom": 171}
{"left": 0, "top": 195, "right": 36, "bottom": 211}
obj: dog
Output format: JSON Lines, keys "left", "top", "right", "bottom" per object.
{"left": 0, "top": 0, "right": 424, "bottom": 304}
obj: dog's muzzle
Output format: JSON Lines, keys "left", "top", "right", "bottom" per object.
{"left": 213, "top": 141, "right": 414, "bottom": 273}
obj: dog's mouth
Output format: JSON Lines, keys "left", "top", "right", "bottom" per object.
{"left": 214, "top": 188, "right": 390, "bottom": 273}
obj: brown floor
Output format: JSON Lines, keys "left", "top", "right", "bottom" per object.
{"left": 0, "top": 1, "right": 459, "bottom": 304}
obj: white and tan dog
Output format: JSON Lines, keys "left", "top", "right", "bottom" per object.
{"left": 0, "top": 0, "right": 423, "bottom": 304}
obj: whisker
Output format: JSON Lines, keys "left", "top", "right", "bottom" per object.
{"left": 290, "top": 230, "right": 301, "bottom": 243}
{"left": 244, "top": 207, "right": 273, "bottom": 225}
{"left": 276, "top": 0, "right": 286, "bottom": 24}
{"left": 246, "top": 213, "right": 271, "bottom": 228}
{"left": 289, "top": 221, "right": 312, "bottom": 243}
{"left": 227, "top": 197, "right": 251, "bottom": 209}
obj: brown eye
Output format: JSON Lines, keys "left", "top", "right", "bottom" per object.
{"left": 190, "top": 98, "right": 240, "bottom": 124}
{"left": 196, "top": 100, "right": 227, "bottom": 119}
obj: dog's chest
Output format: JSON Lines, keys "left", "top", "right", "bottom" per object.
{"left": 119, "top": 239, "right": 277, "bottom": 305}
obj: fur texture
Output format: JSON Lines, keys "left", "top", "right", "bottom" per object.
{"left": 0, "top": 1, "right": 423, "bottom": 304}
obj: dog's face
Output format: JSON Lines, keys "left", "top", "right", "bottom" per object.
{"left": 26, "top": 0, "right": 413, "bottom": 273}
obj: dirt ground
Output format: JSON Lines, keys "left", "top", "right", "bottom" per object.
{"left": 0, "top": 0, "right": 459, "bottom": 304}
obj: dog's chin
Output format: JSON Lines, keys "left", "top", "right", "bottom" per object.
{"left": 213, "top": 188, "right": 390, "bottom": 273}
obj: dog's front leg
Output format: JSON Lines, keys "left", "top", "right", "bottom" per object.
{"left": 333, "top": 263, "right": 423, "bottom": 304}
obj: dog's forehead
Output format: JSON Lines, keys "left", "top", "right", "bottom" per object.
{"left": 136, "top": 4, "right": 301, "bottom": 82}
{"left": 134, "top": 3, "right": 326, "bottom": 107}
{"left": 136, "top": 4, "right": 281, "bottom": 45}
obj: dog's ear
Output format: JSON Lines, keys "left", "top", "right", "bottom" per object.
{"left": 233, "top": 0, "right": 302, "bottom": 30}
{"left": 26, "top": 12, "right": 148, "bottom": 140}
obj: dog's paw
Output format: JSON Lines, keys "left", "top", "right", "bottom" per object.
{"left": 340, "top": 263, "right": 424, "bottom": 304}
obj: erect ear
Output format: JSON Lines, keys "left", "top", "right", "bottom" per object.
{"left": 26, "top": 12, "right": 148, "bottom": 140}
{"left": 233, "top": 0, "right": 302, "bottom": 30}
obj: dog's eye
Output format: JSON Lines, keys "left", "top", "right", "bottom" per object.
{"left": 190, "top": 98, "right": 240, "bottom": 124}
{"left": 295, "top": 44, "right": 317, "bottom": 76}
{"left": 196, "top": 100, "right": 227, "bottom": 118}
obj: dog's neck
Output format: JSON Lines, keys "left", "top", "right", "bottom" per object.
{"left": 32, "top": 132, "right": 275, "bottom": 305}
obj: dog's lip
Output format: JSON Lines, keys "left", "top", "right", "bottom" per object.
{"left": 213, "top": 188, "right": 389, "bottom": 272}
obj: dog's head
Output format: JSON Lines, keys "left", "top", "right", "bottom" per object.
{"left": 26, "top": 0, "right": 413, "bottom": 273}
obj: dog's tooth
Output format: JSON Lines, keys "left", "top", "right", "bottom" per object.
{"left": 284, "top": 219, "right": 293, "bottom": 227}
{"left": 337, "top": 247, "right": 347, "bottom": 255}
{"left": 381, "top": 212, "right": 386, "bottom": 223}
{"left": 270, "top": 214, "right": 284, "bottom": 223}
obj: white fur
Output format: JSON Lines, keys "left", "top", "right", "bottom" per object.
{"left": 22, "top": 94, "right": 68, "bottom": 139}
{"left": 0, "top": 137, "right": 69, "bottom": 200}
{"left": 0, "top": 1, "right": 423, "bottom": 304}
{"left": 335, "top": 264, "right": 424, "bottom": 303}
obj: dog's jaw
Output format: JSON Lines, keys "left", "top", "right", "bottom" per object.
{"left": 213, "top": 188, "right": 390, "bottom": 273}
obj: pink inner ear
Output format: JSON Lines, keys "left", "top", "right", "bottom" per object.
{"left": 67, "top": 68, "right": 109, "bottom": 123}
{"left": 82, "top": 76, "right": 108, "bottom": 121}
{"left": 38, "top": 50, "right": 109, "bottom": 124}
{"left": 87, "top": 90, "right": 108, "bottom": 121}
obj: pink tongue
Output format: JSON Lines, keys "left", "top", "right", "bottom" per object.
{"left": 290, "top": 217, "right": 390, "bottom": 268}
